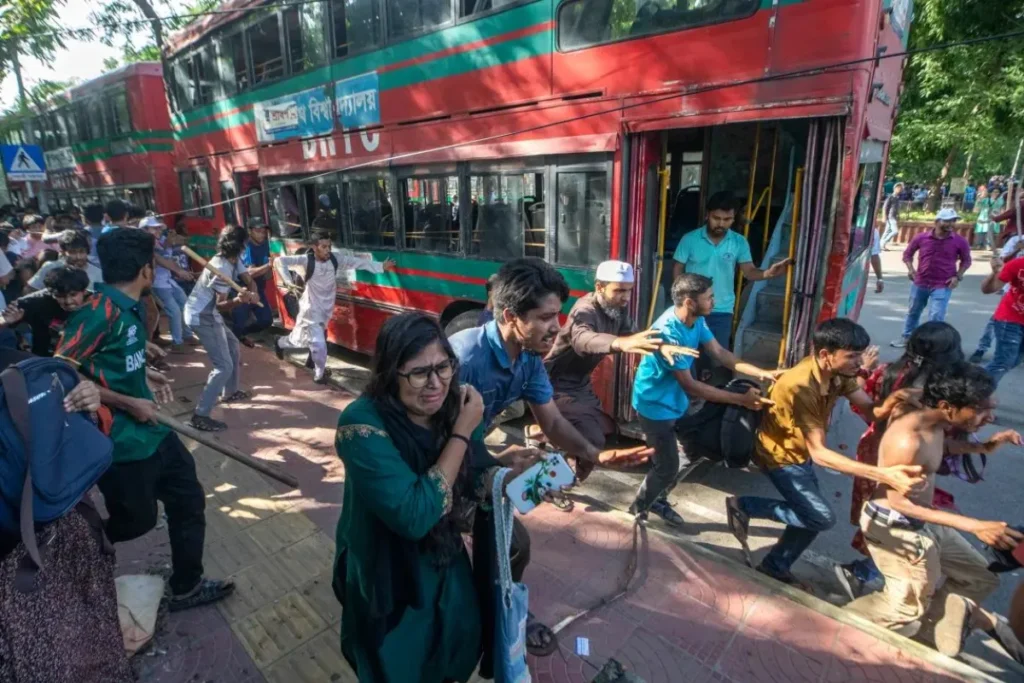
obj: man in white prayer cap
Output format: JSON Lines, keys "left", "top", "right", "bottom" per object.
{"left": 543, "top": 260, "right": 690, "bottom": 480}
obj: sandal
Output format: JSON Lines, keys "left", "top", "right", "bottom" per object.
{"left": 238, "top": 337, "right": 256, "bottom": 349}
{"left": 168, "top": 578, "right": 236, "bottom": 612}
{"left": 189, "top": 415, "right": 227, "bottom": 432}
{"left": 525, "top": 613, "right": 558, "bottom": 657}
{"left": 726, "top": 496, "right": 753, "bottom": 568}
{"left": 223, "top": 390, "right": 252, "bottom": 403}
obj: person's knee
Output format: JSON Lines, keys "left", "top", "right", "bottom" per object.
{"left": 106, "top": 504, "right": 158, "bottom": 542}
{"left": 803, "top": 505, "right": 836, "bottom": 532}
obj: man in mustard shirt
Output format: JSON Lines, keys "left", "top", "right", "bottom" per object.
{"left": 725, "top": 318, "right": 925, "bottom": 586}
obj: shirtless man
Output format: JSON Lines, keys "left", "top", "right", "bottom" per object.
{"left": 847, "top": 362, "right": 1024, "bottom": 663}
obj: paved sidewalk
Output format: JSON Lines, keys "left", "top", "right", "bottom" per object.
{"left": 121, "top": 345, "right": 991, "bottom": 682}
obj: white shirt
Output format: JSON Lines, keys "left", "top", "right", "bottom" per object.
{"left": 183, "top": 256, "right": 247, "bottom": 327}
{"left": 0, "top": 251, "right": 11, "bottom": 309}
{"left": 275, "top": 249, "right": 383, "bottom": 344}
{"left": 28, "top": 259, "right": 104, "bottom": 291}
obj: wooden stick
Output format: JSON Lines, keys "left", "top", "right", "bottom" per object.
{"left": 153, "top": 412, "right": 299, "bottom": 488}
{"left": 181, "top": 245, "right": 264, "bottom": 308}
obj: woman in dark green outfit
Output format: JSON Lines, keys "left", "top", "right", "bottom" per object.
{"left": 333, "top": 312, "right": 502, "bottom": 683}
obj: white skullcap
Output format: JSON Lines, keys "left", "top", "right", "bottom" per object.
{"left": 595, "top": 260, "right": 634, "bottom": 283}
{"left": 936, "top": 208, "right": 960, "bottom": 222}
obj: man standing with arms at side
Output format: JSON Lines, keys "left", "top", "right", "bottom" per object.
{"left": 55, "top": 227, "right": 235, "bottom": 611}
{"left": 672, "top": 192, "right": 790, "bottom": 376}
{"left": 891, "top": 208, "right": 971, "bottom": 348}
{"left": 544, "top": 260, "right": 695, "bottom": 479}
{"left": 727, "top": 319, "right": 925, "bottom": 587}
{"left": 879, "top": 182, "right": 904, "bottom": 250}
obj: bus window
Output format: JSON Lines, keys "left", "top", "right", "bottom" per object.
{"left": 268, "top": 185, "right": 304, "bottom": 238}
{"left": 75, "top": 102, "right": 92, "bottom": 142}
{"left": 331, "top": 0, "right": 381, "bottom": 56}
{"left": 303, "top": 180, "right": 343, "bottom": 244}
{"left": 555, "top": 170, "right": 609, "bottom": 267}
{"left": 468, "top": 172, "right": 544, "bottom": 260}
{"left": 220, "top": 182, "right": 239, "bottom": 226}
{"left": 388, "top": 0, "right": 453, "bottom": 41}
{"left": 220, "top": 32, "right": 248, "bottom": 94}
{"left": 461, "top": 0, "right": 521, "bottom": 17}
{"left": 170, "top": 57, "right": 193, "bottom": 110}
{"left": 402, "top": 176, "right": 459, "bottom": 253}
{"left": 558, "top": 0, "right": 760, "bottom": 51}
{"left": 344, "top": 177, "right": 394, "bottom": 249}
{"left": 109, "top": 89, "right": 132, "bottom": 135}
{"left": 180, "top": 169, "right": 214, "bottom": 217}
{"left": 187, "top": 45, "right": 216, "bottom": 107}
{"left": 285, "top": 5, "right": 328, "bottom": 73}
{"left": 248, "top": 14, "right": 285, "bottom": 86}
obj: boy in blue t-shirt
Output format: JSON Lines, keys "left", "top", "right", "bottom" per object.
{"left": 631, "top": 272, "right": 779, "bottom": 526}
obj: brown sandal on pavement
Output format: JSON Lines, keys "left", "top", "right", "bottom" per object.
{"left": 525, "top": 612, "right": 558, "bottom": 657}
{"left": 726, "top": 496, "right": 753, "bottom": 568}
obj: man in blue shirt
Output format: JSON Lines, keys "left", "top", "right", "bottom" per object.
{"left": 449, "top": 257, "right": 601, "bottom": 657}
{"left": 631, "top": 273, "right": 778, "bottom": 526}
{"left": 671, "top": 192, "right": 791, "bottom": 357}
{"left": 232, "top": 218, "right": 274, "bottom": 345}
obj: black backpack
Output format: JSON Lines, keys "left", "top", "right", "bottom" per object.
{"left": 674, "top": 379, "right": 763, "bottom": 469}
{"left": 282, "top": 251, "right": 340, "bottom": 319}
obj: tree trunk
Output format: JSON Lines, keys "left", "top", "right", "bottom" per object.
{"left": 131, "top": 0, "right": 172, "bottom": 115}
{"left": 929, "top": 146, "right": 958, "bottom": 212}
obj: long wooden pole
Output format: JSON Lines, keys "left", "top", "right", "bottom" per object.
{"left": 181, "top": 246, "right": 264, "bottom": 307}
{"left": 154, "top": 412, "right": 299, "bottom": 488}
{"left": 778, "top": 168, "right": 804, "bottom": 369}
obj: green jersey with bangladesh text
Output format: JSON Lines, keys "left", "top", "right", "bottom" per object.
{"left": 55, "top": 283, "right": 168, "bottom": 462}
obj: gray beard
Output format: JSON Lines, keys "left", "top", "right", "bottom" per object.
{"left": 595, "top": 294, "right": 625, "bottom": 322}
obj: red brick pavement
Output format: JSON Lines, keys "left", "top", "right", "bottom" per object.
{"left": 122, "top": 347, "right": 972, "bottom": 683}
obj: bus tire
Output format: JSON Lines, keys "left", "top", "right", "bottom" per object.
{"left": 445, "top": 310, "right": 483, "bottom": 337}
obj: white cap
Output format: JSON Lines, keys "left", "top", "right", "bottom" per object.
{"left": 595, "top": 260, "right": 635, "bottom": 284}
{"left": 138, "top": 216, "right": 166, "bottom": 230}
{"left": 936, "top": 208, "right": 960, "bottom": 222}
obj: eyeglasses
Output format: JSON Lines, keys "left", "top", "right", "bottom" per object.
{"left": 397, "top": 359, "right": 457, "bottom": 388}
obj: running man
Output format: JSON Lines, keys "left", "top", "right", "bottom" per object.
{"left": 273, "top": 230, "right": 394, "bottom": 384}
{"left": 727, "top": 318, "right": 926, "bottom": 587}
{"left": 846, "top": 363, "right": 1024, "bottom": 664}
{"left": 54, "top": 227, "right": 235, "bottom": 611}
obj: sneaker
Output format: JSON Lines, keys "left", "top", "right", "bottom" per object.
{"left": 169, "top": 344, "right": 193, "bottom": 355}
{"left": 649, "top": 498, "right": 685, "bottom": 527}
{"left": 273, "top": 338, "right": 284, "bottom": 361}
{"left": 223, "top": 390, "right": 252, "bottom": 403}
{"left": 934, "top": 594, "right": 975, "bottom": 658}
{"left": 313, "top": 368, "right": 333, "bottom": 385}
{"left": 890, "top": 338, "right": 907, "bottom": 349}
{"left": 726, "top": 496, "right": 753, "bottom": 567}
{"left": 168, "top": 578, "right": 236, "bottom": 612}
{"left": 189, "top": 415, "right": 227, "bottom": 432}
{"left": 755, "top": 565, "right": 812, "bottom": 592}
{"left": 969, "top": 350, "right": 985, "bottom": 364}
{"left": 833, "top": 562, "right": 865, "bottom": 602}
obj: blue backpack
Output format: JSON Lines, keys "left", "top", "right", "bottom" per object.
{"left": 0, "top": 357, "right": 113, "bottom": 575}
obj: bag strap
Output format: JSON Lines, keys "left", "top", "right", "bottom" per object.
{"left": 0, "top": 367, "right": 43, "bottom": 573}
{"left": 491, "top": 467, "right": 514, "bottom": 600}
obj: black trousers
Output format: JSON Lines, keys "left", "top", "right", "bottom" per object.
{"left": 97, "top": 433, "right": 206, "bottom": 595}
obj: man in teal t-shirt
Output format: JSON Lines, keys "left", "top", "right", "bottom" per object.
{"left": 672, "top": 192, "right": 791, "bottom": 356}
{"left": 630, "top": 273, "right": 778, "bottom": 526}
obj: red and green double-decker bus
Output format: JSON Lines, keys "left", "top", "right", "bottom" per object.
{"left": 164, "top": 0, "right": 912, "bottom": 428}
{"left": 1, "top": 63, "right": 179, "bottom": 215}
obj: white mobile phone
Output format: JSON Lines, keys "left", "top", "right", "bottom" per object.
{"left": 504, "top": 452, "right": 575, "bottom": 515}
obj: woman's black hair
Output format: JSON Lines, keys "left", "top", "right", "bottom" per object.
{"left": 217, "top": 232, "right": 244, "bottom": 259}
{"left": 366, "top": 312, "right": 461, "bottom": 438}
{"left": 880, "top": 321, "right": 964, "bottom": 398}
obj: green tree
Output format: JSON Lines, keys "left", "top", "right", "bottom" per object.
{"left": 0, "top": 0, "right": 76, "bottom": 90}
{"left": 889, "top": 0, "right": 1024, "bottom": 201}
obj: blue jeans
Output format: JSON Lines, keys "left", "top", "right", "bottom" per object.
{"left": 900, "top": 284, "right": 952, "bottom": 340}
{"left": 974, "top": 317, "right": 996, "bottom": 355}
{"left": 737, "top": 461, "right": 836, "bottom": 576}
{"left": 985, "top": 320, "right": 1024, "bottom": 387}
{"left": 880, "top": 218, "right": 899, "bottom": 249}
{"left": 152, "top": 281, "right": 193, "bottom": 345}
{"left": 192, "top": 320, "right": 241, "bottom": 416}
{"left": 230, "top": 283, "right": 273, "bottom": 338}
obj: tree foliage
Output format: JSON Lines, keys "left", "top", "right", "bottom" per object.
{"left": 0, "top": 0, "right": 76, "bottom": 90}
{"left": 889, "top": 0, "right": 1024, "bottom": 183}
{"left": 90, "top": 0, "right": 218, "bottom": 62}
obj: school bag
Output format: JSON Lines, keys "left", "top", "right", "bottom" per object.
{"left": 674, "top": 378, "right": 763, "bottom": 469}
{"left": 304, "top": 251, "right": 338, "bottom": 282}
{"left": 0, "top": 358, "right": 113, "bottom": 554}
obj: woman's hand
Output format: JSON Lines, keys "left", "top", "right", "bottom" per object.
{"left": 454, "top": 384, "right": 484, "bottom": 436}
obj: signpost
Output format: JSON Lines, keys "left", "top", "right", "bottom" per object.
{"left": 1, "top": 144, "right": 48, "bottom": 182}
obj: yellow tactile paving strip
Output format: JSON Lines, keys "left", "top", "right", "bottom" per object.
{"left": 186, "top": 437, "right": 345, "bottom": 681}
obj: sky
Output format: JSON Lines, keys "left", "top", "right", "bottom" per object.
{"left": 0, "top": 0, "right": 182, "bottom": 106}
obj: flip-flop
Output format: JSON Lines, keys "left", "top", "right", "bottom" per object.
{"left": 168, "top": 578, "right": 235, "bottom": 612}
{"left": 189, "top": 415, "right": 227, "bottom": 432}
{"left": 726, "top": 496, "right": 753, "bottom": 568}
{"left": 223, "top": 390, "right": 252, "bottom": 403}
{"left": 525, "top": 613, "right": 558, "bottom": 657}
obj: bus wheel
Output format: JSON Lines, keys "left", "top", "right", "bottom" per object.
{"left": 445, "top": 310, "right": 483, "bottom": 337}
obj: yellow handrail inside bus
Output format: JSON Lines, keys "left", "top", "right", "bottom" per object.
{"left": 762, "top": 125, "right": 780, "bottom": 252}
{"left": 646, "top": 142, "right": 670, "bottom": 328}
{"left": 778, "top": 167, "right": 804, "bottom": 368}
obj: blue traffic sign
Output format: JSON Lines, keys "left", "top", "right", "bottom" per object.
{"left": 1, "top": 144, "right": 47, "bottom": 181}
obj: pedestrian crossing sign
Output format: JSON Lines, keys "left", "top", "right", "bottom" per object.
{"left": 1, "top": 144, "right": 47, "bottom": 181}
